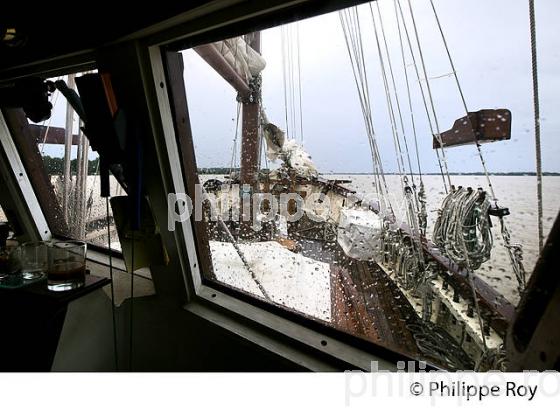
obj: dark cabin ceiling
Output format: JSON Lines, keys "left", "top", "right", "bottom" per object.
{"left": 0, "top": 1, "right": 212, "bottom": 72}
{"left": 0, "top": 0, "right": 370, "bottom": 81}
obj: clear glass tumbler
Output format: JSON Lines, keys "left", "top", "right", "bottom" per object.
{"left": 47, "top": 241, "right": 87, "bottom": 291}
{"left": 19, "top": 241, "right": 48, "bottom": 280}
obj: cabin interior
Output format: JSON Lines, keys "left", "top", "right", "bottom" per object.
{"left": 0, "top": 0, "right": 559, "bottom": 372}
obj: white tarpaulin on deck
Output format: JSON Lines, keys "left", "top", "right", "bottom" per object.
{"left": 337, "top": 208, "right": 384, "bottom": 261}
{"left": 209, "top": 240, "right": 331, "bottom": 321}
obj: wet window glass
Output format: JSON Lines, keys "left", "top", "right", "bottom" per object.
{"left": 5, "top": 72, "right": 124, "bottom": 251}
{"left": 178, "top": 0, "right": 558, "bottom": 370}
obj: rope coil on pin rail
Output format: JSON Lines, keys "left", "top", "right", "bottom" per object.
{"left": 433, "top": 186, "right": 493, "bottom": 270}
{"left": 432, "top": 185, "right": 493, "bottom": 352}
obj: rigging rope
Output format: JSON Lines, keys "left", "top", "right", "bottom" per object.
{"left": 339, "top": 7, "right": 394, "bottom": 216}
{"left": 370, "top": 3, "right": 426, "bottom": 274}
{"left": 394, "top": 0, "right": 428, "bottom": 233}
{"left": 229, "top": 102, "right": 242, "bottom": 176}
{"left": 39, "top": 78, "right": 62, "bottom": 156}
{"left": 499, "top": 217, "right": 527, "bottom": 294}
{"left": 393, "top": 0, "right": 423, "bottom": 183}
{"left": 402, "top": 0, "right": 452, "bottom": 193}
{"left": 528, "top": 0, "right": 544, "bottom": 252}
{"left": 296, "top": 23, "right": 305, "bottom": 145}
{"left": 427, "top": 0, "right": 496, "bottom": 201}
{"left": 371, "top": 3, "right": 430, "bottom": 272}
{"left": 372, "top": 2, "right": 417, "bottom": 190}
{"left": 281, "top": 26, "right": 290, "bottom": 139}
{"left": 370, "top": 4, "right": 408, "bottom": 196}
{"left": 394, "top": 0, "right": 448, "bottom": 192}
{"left": 106, "top": 197, "right": 119, "bottom": 370}
{"left": 281, "top": 24, "right": 305, "bottom": 144}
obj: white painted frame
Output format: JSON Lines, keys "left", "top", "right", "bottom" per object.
{"left": 0, "top": 111, "right": 51, "bottom": 241}
{"left": 146, "top": 47, "right": 398, "bottom": 371}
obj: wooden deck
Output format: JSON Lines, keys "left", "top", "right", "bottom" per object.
{"left": 329, "top": 258, "right": 420, "bottom": 357}
{"left": 297, "top": 238, "right": 420, "bottom": 357}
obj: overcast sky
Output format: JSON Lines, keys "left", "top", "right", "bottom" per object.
{"left": 42, "top": 0, "right": 558, "bottom": 174}
{"left": 184, "top": 0, "right": 559, "bottom": 174}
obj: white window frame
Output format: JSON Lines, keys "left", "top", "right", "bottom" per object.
{"left": 146, "top": 46, "right": 400, "bottom": 371}
{"left": 0, "top": 0, "right": 409, "bottom": 371}
{"left": 0, "top": 110, "right": 51, "bottom": 242}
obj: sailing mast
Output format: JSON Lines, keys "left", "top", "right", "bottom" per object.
{"left": 193, "top": 34, "right": 263, "bottom": 185}
{"left": 193, "top": 32, "right": 265, "bottom": 240}
{"left": 239, "top": 32, "right": 261, "bottom": 188}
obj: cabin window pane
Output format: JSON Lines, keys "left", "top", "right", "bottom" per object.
{"left": 177, "top": 1, "right": 558, "bottom": 371}
{"left": 5, "top": 72, "right": 124, "bottom": 251}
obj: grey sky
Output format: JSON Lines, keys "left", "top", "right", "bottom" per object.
{"left": 40, "top": 0, "right": 558, "bottom": 174}
{"left": 184, "top": 0, "right": 559, "bottom": 174}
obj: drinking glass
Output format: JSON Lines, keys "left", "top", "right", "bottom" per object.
{"left": 19, "top": 241, "right": 48, "bottom": 280}
{"left": 47, "top": 241, "right": 87, "bottom": 291}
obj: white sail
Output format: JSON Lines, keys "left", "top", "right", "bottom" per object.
{"left": 213, "top": 37, "right": 266, "bottom": 82}
{"left": 262, "top": 122, "right": 318, "bottom": 178}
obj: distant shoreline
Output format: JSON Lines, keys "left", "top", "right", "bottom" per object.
{"left": 197, "top": 168, "right": 560, "bottom": 176}
{"left": 325, "top": 172, "right": 560, "bottom": 176}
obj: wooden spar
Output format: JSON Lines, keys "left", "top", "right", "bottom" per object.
{"left": 28, "top": 124, "right": 80, "bottom": 145}
{"left": 433, "top": 109, "right": 512, "bottom": 149}
{"left": 240, "top": 32, "right": 261, "bottom": 187}
{"left": 2, "top": 108, "right": 69, "bottom": 236}
{"left": 62, "top": 74, "right": 75, "bottom": 223}
{"left": 193, "top": 44, "right": 251, "bottom": 98}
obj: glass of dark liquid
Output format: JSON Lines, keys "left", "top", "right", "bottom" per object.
{"left": 47, "top": 241, "right": 86, "bottom": 291}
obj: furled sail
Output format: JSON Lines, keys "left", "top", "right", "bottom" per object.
{"left": 262, "top": 122, "right": 318, "bottom": 178}
{"left": 213, "top": 38, "right": 266, "bottom": 82}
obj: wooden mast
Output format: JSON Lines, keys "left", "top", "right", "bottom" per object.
{"left": 192, "top": 37, "right": 262, "bottom": 238}
{"left": 240, "top": 32, "right": 261, "bottom": 188}
{"left": 238, "top": 33, "right": 262, "bottom": 239}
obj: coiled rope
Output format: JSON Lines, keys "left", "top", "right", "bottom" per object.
{"left": 433, "top": 187, "right": 493, "bottom": 270}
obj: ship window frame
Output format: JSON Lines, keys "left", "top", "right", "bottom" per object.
{"left": 0, "top": 110, "right": 51, "bottom": 242}
{"left": 0, "top": 106, "right": 131, "bottom": 269}
{"left": 0, "top": 65, "right": 130, "bottom": 258}
{"left": 148, "top": 42, "right": 418, "bottom": 370}
{"left": 0, "top": 0, "right": 441, "bottom": 370}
